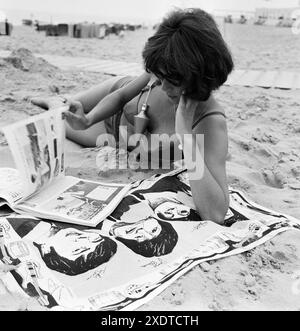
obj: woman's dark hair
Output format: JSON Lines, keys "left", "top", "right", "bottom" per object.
{"left": 34, "top": 234, "right": 117, "bottom": 276}
{"left": 143, "top": 8, "right": 234, "bottom": 101}
{"left": 116, "top": 220, "right": 178, "bottom": 258}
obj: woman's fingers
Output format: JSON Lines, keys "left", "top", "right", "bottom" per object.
{"left": 178, "top": 94, "right": 187, "bottom": 108}
{"left": 31, "top": 97, "right": 85, "bottom": 129}
{"left": 64, "top": 110, "right": 78, "bottom": 121}
{"left": 31, "top": 97, "right": 83, "bottom": 115}
{"left": 64, "top": 110, "right": 88, "bottom": 130}
{"left": 178, "top": 95, "right": 199, "bottom": 114}
{"left": 68, "top": 100, "right": 83, "bottom": 114}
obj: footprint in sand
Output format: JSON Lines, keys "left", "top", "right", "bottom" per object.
{"left": 262, "top": 169, "right": 287, "bottom": 189}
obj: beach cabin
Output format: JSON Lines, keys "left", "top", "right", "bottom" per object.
{"left": 57, "top": 24, "right": 69, "bottom": 36}
{"left": 0, "top": 20, "right": 12, "bottom": 36}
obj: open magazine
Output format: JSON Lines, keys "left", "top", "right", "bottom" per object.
{"left": 0, "top": 109, "right": 130, "bottom": 227}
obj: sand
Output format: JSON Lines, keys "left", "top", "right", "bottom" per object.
{"left": 0, "top": 23, "right": 300, "bottom": 311}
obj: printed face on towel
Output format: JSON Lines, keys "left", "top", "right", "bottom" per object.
{"left": 111, "top": 217, "right": 162, "bottom": 243}
{"left": 109, "top": 195, "right": 154, "bottom": 223}
{"left": 155, "top": 201, "right": 190, "bottom": 220}
{"left": 44, "top": 228, "right": 104, "bottom": 261}
{"left": 37, "top": 225, "right": 117, "bottom": 276}
{"left": 144, "top": 193, "right": 200, "bottom": 222}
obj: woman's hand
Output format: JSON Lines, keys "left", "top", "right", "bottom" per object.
{"left": 31, "top": 96, "right": 89, "bottom": 130}
{"left": 64, "top": 100, "right": 90, "bottom": 130}
{"left": 175, "top": 94, "right": 200, "bottom": 135}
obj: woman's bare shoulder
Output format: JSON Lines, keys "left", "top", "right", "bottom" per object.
{"left": 193, "top": 96, "right": 226, "bottom": 132}
{"left": 114, "top": 72, "right": 152, "bottom": 103}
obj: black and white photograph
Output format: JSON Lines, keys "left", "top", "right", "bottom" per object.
{"left": 0, "top": 0, "right": 300, "bottom": 313}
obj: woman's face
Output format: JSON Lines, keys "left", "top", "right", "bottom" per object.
{"left": 112, "top": 218, "right": 162, "bottom": 242}
{"left": 155, "top": 72, "right": 184, "bottom": 105}
{"left": 161, "top": 80, "right": 183, "bottom": 104}
{"left": 155, "top": 201, "right": 190, "bottom": 220}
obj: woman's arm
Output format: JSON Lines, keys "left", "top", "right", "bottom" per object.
{"left": 176, "top": 96, "right": 229, "bottom": 225}
{"left": 68, "top": 72, "right": 151, "bottom": 129}
{"left": 32, "top": 72, "right": 151, "bottom": 131}
{"left": 85, "top": 72, "right": 151, "bottom": 127}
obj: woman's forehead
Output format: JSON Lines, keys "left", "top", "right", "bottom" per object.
{"left": 154, "top": 66, "right": 182, "bottom": 81}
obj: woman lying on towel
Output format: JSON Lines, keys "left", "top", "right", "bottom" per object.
{"left": 32, "top": 8, "right": 234, "bottom": 225}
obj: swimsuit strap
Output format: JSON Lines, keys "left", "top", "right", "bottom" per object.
{"left": 192, "top": 111, "right": 227, "bottom": 130}
{"left": 139, "top": 78, "right": 162, "bottom": 94}
{"left": 136, "top": 79, "right": 162, "bottom": 115}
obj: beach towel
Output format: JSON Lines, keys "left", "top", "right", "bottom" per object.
{"left": 0, "top": 168, "right": 299, "bottom": 311}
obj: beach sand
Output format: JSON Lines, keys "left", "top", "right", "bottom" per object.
{"left": 0, "top": 24, "right": 300, "bottom": 311}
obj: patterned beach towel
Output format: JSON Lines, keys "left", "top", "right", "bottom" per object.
{"left": 0, "top": 168, "right": 299, "bottom": 311}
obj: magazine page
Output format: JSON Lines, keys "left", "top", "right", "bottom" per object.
{"left": 0, "top": 168, "right": 26, "bottom": 207}
{"left": 1, "top": 108, "right": 66, "bottom": 199}
{"left": 14, "top": 176, "right": 131, "bottom": 227}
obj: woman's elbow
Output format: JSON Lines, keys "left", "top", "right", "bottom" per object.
{"left": 199, "top": 201, "right": 229, "bottom": 226}
{"left": 202, "top": 212, "right": 225, "bottom": 225}
{"left": 212, "top": 211, "right": 227, "bottom": 225}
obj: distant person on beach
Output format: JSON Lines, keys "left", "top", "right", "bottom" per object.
{"left": 5, "top": 19, "right": 9, "bottom": 35}
{"left": 32, "top": 8, "right": 234, "bottom": 225}
{"left": 238, "top": 15, "right": 247, "bottom": 25}
{"left": 224, "top": 15, "right": 233, "bottom": 24}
